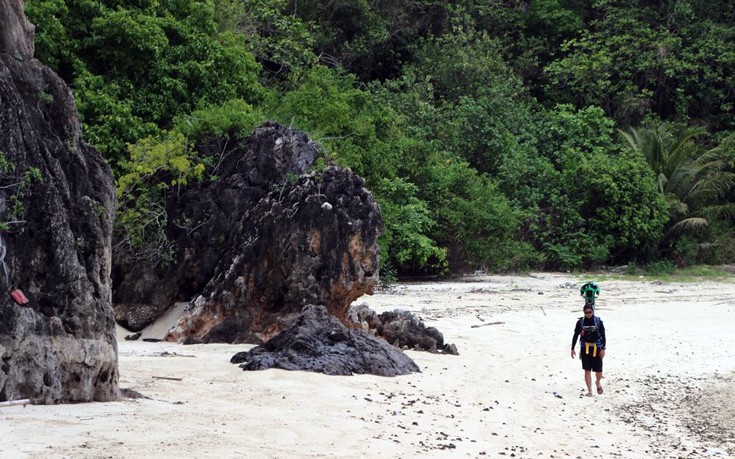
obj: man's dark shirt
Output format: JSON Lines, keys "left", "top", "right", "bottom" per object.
{"left": 571, "top": 315, "right": 606, "bottom": 350}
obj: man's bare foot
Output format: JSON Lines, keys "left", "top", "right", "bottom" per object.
{"left": 597, "top": 385, "right": 603, "bottom": 395}
{"left": 585, "top": 392, "right": 593, "bottom": 397}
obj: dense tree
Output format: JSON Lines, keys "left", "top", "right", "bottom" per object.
{"left": 27, "top": 0, "right": 266, "bottom": 162}
{"left": 283, "top": 0, "right": 446, "bottom": 81}
{"left": 544, "top": 1, "right": 735, "bottom": 130}
{"left": 620, "top": 125, "right": 735, "bottom": 238}
{"left": 501, "top": 105, "right": 668, "bottom": 268}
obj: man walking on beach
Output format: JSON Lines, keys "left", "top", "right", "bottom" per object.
{"left": 571, "top": 303, "right": 606, "bottom": 396}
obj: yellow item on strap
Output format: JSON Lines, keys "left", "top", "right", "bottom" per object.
{"left": 585, "top": 342, "right": 598, "bottom": 357}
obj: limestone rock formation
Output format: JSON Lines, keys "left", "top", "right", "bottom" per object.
{"left": 350, "top": 303, "right": 459, "bottom": 355}
{"left": 231, "top": 305, "right": 420, "bottom": 376}
{"left": 0, "top": 0, "right": 119, "bottom": 403}
{"left": 0, "top": 0, "right": 34, "bottom": 58}
{"left": 113, "top": 122, "right": 382, "bottom": 343}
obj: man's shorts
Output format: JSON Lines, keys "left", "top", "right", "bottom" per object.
{"left": 580, "top": 343, "right": 603, "bottom": 372}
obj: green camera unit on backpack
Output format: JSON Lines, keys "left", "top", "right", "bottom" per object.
{"left": 580, "top": 281, "right": 600, "bottom": 306}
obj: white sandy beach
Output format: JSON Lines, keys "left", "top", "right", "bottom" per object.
{"left": 1, "top": 273, "right": 733, "bottom": 459}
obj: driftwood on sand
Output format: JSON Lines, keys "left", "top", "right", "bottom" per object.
{"left": 0, "top": 399, "right": 31, "bottom": 408}
{"left": 470, "top": 321, "right": 505, "bottom": 328}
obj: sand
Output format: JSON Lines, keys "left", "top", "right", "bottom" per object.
{"left": 1, "top": 272, "right": 734, "bottom": 459}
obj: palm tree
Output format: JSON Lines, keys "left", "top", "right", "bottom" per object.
{"left": 620, "top": 125, "right": 735, "bottom": 235}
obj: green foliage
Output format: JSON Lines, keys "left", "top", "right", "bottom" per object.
{"left": 214, "top": 0, "right": 317, "bottom": 87}
{"left": 115, "top": 132, "right": 206, "bottom": 266}
{"left": 271, "top": 65, "right": 401, "bottom": 183}
{"left": 24, "top": 0, "right": 75, "bottom": 75}
{"left": 421, "top": 153, "right": 531, "bottom": 271}
{"left": 28, "top": 0, "right": 266, "bottom": 164}
{"left": 173, "top": 99, "right": 264, "bottom": 141}
{"left": 284, "top": 0, "right": 443, "bottom": 81}
{"left": 620, "top": 124, "right": 735, "bottom": 237}
{"left": 376, "top": 178, "right": 447, "bottom": 274}
{"left": 38, "top": 91, "right": 54, "bottom": 104}
{"left": 645, "top": 260, "right": 676, "bottom": 276}
{"left": 0, "top": 153, "right": 14, "bottom": 174}
{"left": 580, "top": 150, "right": 668, "bottom": 262}
{"left": 0, "top": 152, "right": 44, "bottom": 232}
{"left": 544, "top": 3, "right": 735, "bottom": 130}
{"left": 671, "top": 236, "right": 699, "bottom": 266}
{"left": 536, "top": 104, "right": 617, "bottom": 169}
{"left": 403, "top": 26, "right": 537, "bottom": 174}
{"left": 25, "top": 0, "right": 735, "bottom": 272}
{"left": 510, "top": 105, "right": 667, "bottom": 269}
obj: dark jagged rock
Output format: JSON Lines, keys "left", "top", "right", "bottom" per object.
{"left": 231, "top": 305, "right": 420, "bottom": 376}
{"left": 0, "top": 1, "right": 119, "bottom": 403}
{"left": 114, "top": 122, "right": 382, "bottom": 343}
{"left": 349, "top": 303, "right": 459, "bottom": 355}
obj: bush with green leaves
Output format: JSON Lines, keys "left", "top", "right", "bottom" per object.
{"left": 579, "top": 150, "right": 668, "bottom": 264}
{"left": 173, "top": 99, "right": 265, "bottom": 142}
{"left": 376, "top": 177, "right": 446, "bottom": 274}
{"left": 401, "top": 26, "right": 538, "bottom": 175}
{"left": 115, "top": 132, "right": 206, "bottom": 266}
{"left": 0, "top": 153, "right": 43, "bottom": 232}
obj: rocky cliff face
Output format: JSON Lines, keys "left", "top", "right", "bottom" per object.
{"left": 0, "top": 0, "right": 34, "bottom": 58}
{"left": 114, "top": 122, "right": 383, "bottom": 343}
{"left": 0, "top": 0, "right": 119, "bottom": 403}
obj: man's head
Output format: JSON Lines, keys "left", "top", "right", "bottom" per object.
{"left": 583, "top": 304, "right": 594, "bottom": 316}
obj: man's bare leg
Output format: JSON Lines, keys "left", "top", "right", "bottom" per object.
{"left": 595, "top": 372, "right": 603, "bottom": 394}
{"left": 584, "top": 370, "right": 593, "bottom": 396}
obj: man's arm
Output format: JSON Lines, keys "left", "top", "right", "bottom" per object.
{"left": 599, "top": 319, "right": 606, "bottom": 349}
{"left": 571, "top": 319, "right": 581, "bottom": 358}
{"left": 599, "top": 319, "right": 606, "bottom": 359}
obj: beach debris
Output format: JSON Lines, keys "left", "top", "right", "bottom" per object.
{"left": 9, "top": 289, "right": 29, "bottom": 305}
{"left": 470, "top": 321, "right": 505, "bottom": 328}
{"left": 152, "top": 376, "right": 183, "bottom": 381}
{"left": 120, "top": 388, "right": 149, "bottom": 400}
{"left": 0, "top": 399, "right": 31, "bottom": 408}
{"left": 155, "top": 351, "right": 196, "bottom": 358}
{"left": 124, "top": 332, "right": 141, "bottom": 341}
{"left": 231, "top": 305, "right": 420, "bottom": 376}
{"left": 553, "top": 392, "right": 563, "bottom": 399}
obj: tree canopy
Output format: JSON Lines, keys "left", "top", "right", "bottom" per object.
{"left": 25, "top": 0, "right": 735, "bottom": 273}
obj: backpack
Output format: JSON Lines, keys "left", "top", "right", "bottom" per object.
{"left": 578, "top": 315, "right": 602, "bottom": 348}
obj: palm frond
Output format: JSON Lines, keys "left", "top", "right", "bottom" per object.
{"left": 667, "top": 217, "right": 709, "bottom": 235}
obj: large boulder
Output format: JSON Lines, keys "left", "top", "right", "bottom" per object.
{"left": 113, "top": 122, "right": 383, "bottom": 342}
{"left": 0, "top": 1, "right": 119, "bottom": 403}
{"left": 231, "top": 305, "right": 420, "bottom": 376}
